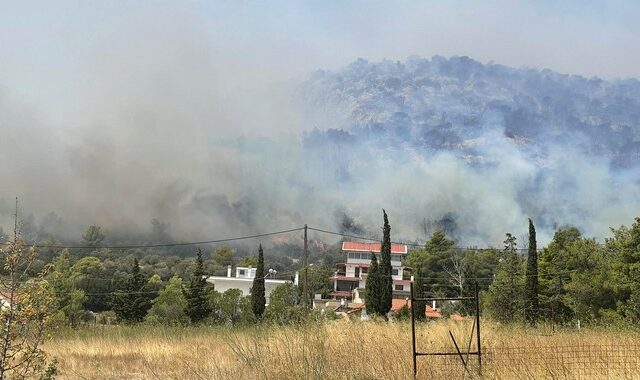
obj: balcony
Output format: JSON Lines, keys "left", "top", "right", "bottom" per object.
{"left": 346, "top": 252, "right": 403, "bottom": 266}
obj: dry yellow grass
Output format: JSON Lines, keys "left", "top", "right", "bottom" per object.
{"left": 44, "top": 320, "right": 640, "bottom": 379}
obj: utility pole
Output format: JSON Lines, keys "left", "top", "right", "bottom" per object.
{"left": 303, "top": 224, "right": 308, "bottom": 309}
{"left": 13, "top": 197, "right": 18, "bottom": 244}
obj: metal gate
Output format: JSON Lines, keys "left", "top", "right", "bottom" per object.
{"left": 410, "top": 281, "right": 482, "bottom": 378}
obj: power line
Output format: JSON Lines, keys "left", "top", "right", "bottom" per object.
{"left": 6, "top": 227, "right": 305, "bottom": 250}
{"left": 2, "top": 224, "right": 544, "bottom": 252}
{"left": 307, "top": 226, "right": 542, "bottom": 251}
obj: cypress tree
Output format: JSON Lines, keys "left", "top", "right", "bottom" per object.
{"left": 251, "top": 244, "right": 266, "bottom": 318}
{"left": 131, "top": 258, "right": 151, "bottom": 321}
{"left": 412, "top": 274, "right": 428, "bottom": 321}
{"left": 185, "top": 249, "right": 212, "bottom": 324}
{"left": 524, "top": 219, "right": 539, "bottom": 325}
{"left": 365, "top": 253, "right": 381, "bottom": 316}
{"left": 111, "top": 258, "right": 151, "bottom": 323}
{"left": 378, "top": 209, "right": 393, "bottom": 316}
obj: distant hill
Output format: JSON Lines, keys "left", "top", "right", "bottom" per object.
{"left": 299, "top": 56, "right": 640, "bottom": 167}
{"left": 292, "top": 56, "right": 640, "bottom": 243}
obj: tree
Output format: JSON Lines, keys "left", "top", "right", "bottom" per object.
{"left": 601, "top": 219, "right": 640, "bottom": 322}
{"left": 81, "top": 225, "right": 105, "bottom": 248}
{"left": 485, "top": 233, "right": 524, "bottom": 323}
{"left": 563, "top": 238, "right": 616, "bottom": 322}
{"left": 184, "top": 249, "right": 212, "bottom": 324}
{"left": 212, "top": 246, "right": 235, "bottom": 267}
{"left": 524, "top": 219, "right": 539, "bottom": 325}
{"left": 217, "top": 288, "right": 254, "bottom": 325}
{"left": 378, "top": 209, "right": 393, "bottom": 316}
{"left": 251, "top": 245, "right": 266, "bottom": 319}
{"left": 365, "top": 253, "right": 381, "bottom": 316}
{"left": 70, "top": 256, "right": 111, "bottom": 312}
{"left": 0, "top": 208, "right": 56, "bottom": 379}
{"left": 463, "top": 248, "right": 500, "bottom": 294}
{"left": 236, "top": 256, "right": 257, "bottom": 267}
{"left": 538, "top": 228, "right": 581, "bottom": 323}
{"left": 405, "top": 230, "right": 456, "bottom": 296}
{"left": 264, "top": 283, "right": 304, "bottom": 324}
{"left": 444, "top": 251, "right": 466, "bottom": 296}
{"left": 412, "top": 272, "right": 427, "bottom": 321}
{"left": 49, "top": 249, "right": 86, "bottom": 327}
{"left": 110, "top": 258, "right": 152, "bottom": 323}
{"left": 298, "top": 264, "right": 333, "bottom": 301}
{"left": 146, "top": 276, "right": 188, "bottom": 325}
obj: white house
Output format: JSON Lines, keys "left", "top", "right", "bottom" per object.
{"left": 331, "top": 241, "right": 412, "bottom": 301}
{"left": 205, "top": 266, "right": 297, "bottom": 305}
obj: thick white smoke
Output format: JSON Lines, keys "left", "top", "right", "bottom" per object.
{"left": 1, "top": 3, "right": 639, "bottom": 247}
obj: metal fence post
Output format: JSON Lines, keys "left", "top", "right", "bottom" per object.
{"left": 475, "top": 281, "right": 482, "bottom": 376}
{"left": 410, "top": 281, "right": 417, "bottom": 379}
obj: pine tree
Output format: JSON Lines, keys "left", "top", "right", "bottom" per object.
{"left": 251, "top": 244, "right": 266, "bottom": 318}
{"left": 365, "top": 253, "right": 381, "bottom": 316}
{"left": 524, "top": 219, "right": 539, "bottom": 325}
{"left": 110, "top": 258, "right": 151, "bottom": 322}
{"left": 81, "top": 225, "right": 105, "bottom": 248}
{"left": 378, "top": 209, "right": 393, "bottom": 316}
{"left": 185, "top": 249, "right": 212, "bottom": 324}
{"left": 485, "top": 233, "right": 524, "bottom": 323}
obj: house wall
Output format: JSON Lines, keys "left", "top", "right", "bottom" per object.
{"left": 206, "top": 278, "right": 288, "bottom": 304}
{"left": 344, "top": 263, "right": 405, "bottom": 280}
{"left": 345, "top": 252, "right": 403, "bottom": 266}
{"left": 331, "top": 247, "right": 410, "bottom": 301}
{"left": 210, "top": 278, "right": 253, "bottom": 296}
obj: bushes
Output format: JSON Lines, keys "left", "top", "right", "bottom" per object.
{"left": 264, "top": 283, "right": 306, "bottom": 324}
{"left": 146, "top": 276, "right": 188, "bottom": 325}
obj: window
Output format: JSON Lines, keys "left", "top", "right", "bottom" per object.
{"left": 239, "top": 269, "right": 246, "bottom": 276}
{"left": 361, "top": 267, "right": 368, "bottom": 274}
{"left": 392, "top": 269, "right": 399, "bottom": 276}
{"left": 395, "top": 284, "right": 404, "bottom": 291}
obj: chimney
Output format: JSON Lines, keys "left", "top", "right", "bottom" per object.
{"left": 294, "top": 271, "right": 299, "bottom": 286}
{"left": 227, "top": 265, "right": 232, "bottom": 278}
{"left": 432, "top": 300, "right": 436, "bottom": 309}
{"left": 410, "top": 275, "right": 414, "bottom": 281}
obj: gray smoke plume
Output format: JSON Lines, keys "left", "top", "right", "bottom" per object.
{"left": 1, "top": 4, "right": 640, "bottom": 247}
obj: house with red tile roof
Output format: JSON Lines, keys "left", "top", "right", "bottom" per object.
{"left": 330, "top": 241, "right": 412, "bottom": 303}
{"left": 389, "top": 299, "right": 444, "bottom": 318}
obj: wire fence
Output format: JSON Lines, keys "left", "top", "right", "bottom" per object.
{"left": 485, "top": 344, "right": 640, "bottom": 379}
{"left": 420, "top": 344, "right": 640, "bottom": 379}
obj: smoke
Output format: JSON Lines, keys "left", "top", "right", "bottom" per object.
{"left": 1, "top": 3, "right": 640, "bottom": 247}
{"left": 0, "top": 4, "right": 306, "bottom": 242}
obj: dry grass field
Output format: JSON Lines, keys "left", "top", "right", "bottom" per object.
{"left": 45, "top": 320, "right": 640, "bottom": 380}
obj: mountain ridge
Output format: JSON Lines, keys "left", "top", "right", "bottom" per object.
{"left": 299, "top": 55, "right": 640, "bottom": 167}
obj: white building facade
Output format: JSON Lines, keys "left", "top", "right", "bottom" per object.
{"left": 330, "top": 241, "right": 411, "bottom": 300}
{"left": 205, "top": 266, "right": 296, "bottom": 305}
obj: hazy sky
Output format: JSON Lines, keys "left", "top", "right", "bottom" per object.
{"left": 1, "top": 1, "right": 639, "bottom": 125}
{"left": 1, "top": 1, "right": 639, "bottom": 243}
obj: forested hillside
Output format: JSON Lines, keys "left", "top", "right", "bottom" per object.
{"left": 301, "top": 55, "right": 640, "bottom": 165}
